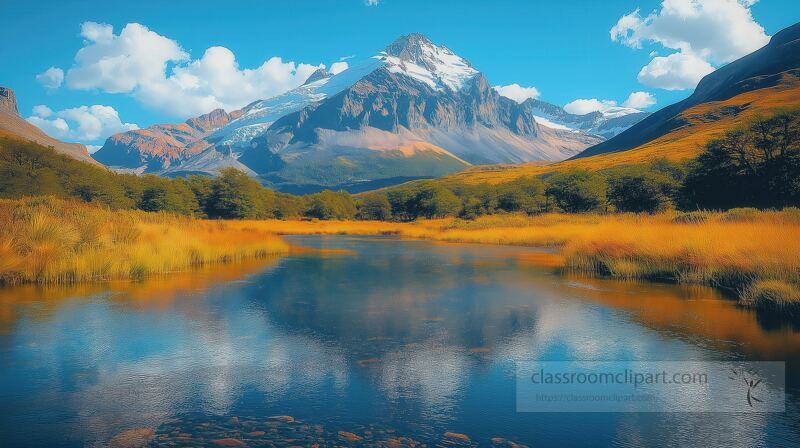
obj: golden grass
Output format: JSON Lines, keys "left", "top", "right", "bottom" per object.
{"left": 254, "top": 210, "right": 800, "bottom": 306}
{"left": 0, "top": 197, "right": 290, "bottom": 285}
{"left": 3, "top": 197, "right": 798, "bottom": 310}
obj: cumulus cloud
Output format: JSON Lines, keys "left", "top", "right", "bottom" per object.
{"left": 329, "top": 61, "right": 349, "bottom": 75}
{"left": 26, "top": 104, "right": 138, "bottom": 143}
{"left": 622, "top": 91, "right": 657, "bottom": 108}
{"left": 563, "top": 98, "right": 618, "bottom": 115}
{"left": 564, "top": 91, "right": 656, "bottom": 115}
{"left": 492, "top": 84, "right": 541, "bottom": 103}
{"left": 365, "top": 0, "right": 380, "bottom": 5}
{"left": 63, "top": 22, "right": 333, "bottom": 117}
{"left": 67, "top": 22, "right": 187, "bottom": 93}
{"left": 611, "top": 0, "right": 770, "bottom": 90}
{"left": 636, "top": 52, "right": 715, "bottom": 90}
{"left": 36, "top": 67, "right": 65, "bottom": 89}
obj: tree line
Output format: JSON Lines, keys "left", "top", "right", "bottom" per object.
{"left": 1, "top": 109, "right": 797, "bottom": 220}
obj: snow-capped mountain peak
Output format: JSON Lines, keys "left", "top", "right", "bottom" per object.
{"left": 381, "top": 33, "right": 478, "bottom": 92}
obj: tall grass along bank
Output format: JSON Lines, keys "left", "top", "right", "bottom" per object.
{"left": 0, "top": 197, "right": 289, "bottom": 285}
{"left": 256, "top": 210, "right": 800, "bottom": 311}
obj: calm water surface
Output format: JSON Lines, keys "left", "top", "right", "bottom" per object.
{"left": 1, "top": 235, "right": 799, "bottom": 447}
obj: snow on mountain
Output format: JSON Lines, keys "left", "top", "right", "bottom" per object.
{"left": 532, "top": 115, "right": 576, "bottom": 132}
{"left": 380, "top": 33, "right": 478, "bottom": 92}
{"left": 213, "top": 57, "right": 385, "bottom": 146}
{"left": 599, "top": 106, "right": 643, "bottom": 119}
{"left": 522, "top": 99, "right": 650, "bottom": 139}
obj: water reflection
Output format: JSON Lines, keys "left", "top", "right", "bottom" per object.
{"left": 0, "top": 236, "right": 798, "bottom": 447}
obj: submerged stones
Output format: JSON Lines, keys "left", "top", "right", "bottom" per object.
{"left": 109, "top": 428, "right": 155, "bottom": 448}
{"left": 146, "top": 413, "right": 527, "bottom": 447}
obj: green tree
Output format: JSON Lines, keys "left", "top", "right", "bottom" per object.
{"left": 305, "top": 190, "right": 357, "bottom": 220}
{"left": 413, "top": 183, "right": 461, "bottom": 219}
{"left": 497, "top": 176, "right": 547, "bottom": 214}
{"left": 207, "top": 168, "right": 276, "bottom": 219}
{"left": 681, "top": 110, "right": 800, "bottom": 209}
{"left": 606, "top": 161, "right": 685, "bottom": 213}
{"left": 357, "top": 192, "right": 392, "bottom": 220}
{"left": 139, "top": 178, "right": 200, "bottom": 216}
{"left": 545, "top": 169, "right": 608, "bottom": 213}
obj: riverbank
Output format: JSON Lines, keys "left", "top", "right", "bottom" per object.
{"left": 2, "top": 197, "right": 798, "bottom": 312}
{"left": 258, "top": 210, "right": 800, "bottom": 311}
{"left": 0, "top": 197, "right": 289, "bottom": 285}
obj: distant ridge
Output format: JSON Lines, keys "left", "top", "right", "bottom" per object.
{"left": 576, "top": 21, "right": 800, "bottom": 159}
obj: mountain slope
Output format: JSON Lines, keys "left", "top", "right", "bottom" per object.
{"left": 0, "top": 87, "right": 99, "bottom": 165}
{"left": 577, "top": 21, "right": 800, "bottom": 159}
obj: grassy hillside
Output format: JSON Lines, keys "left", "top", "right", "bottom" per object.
{"left": 432, "top": 74, "right": 800, "bottom": 186}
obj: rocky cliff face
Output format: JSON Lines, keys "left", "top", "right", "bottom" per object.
{"left": 0, "top": 87, "right": 18, "bottom": 115}
{"left": 0, "top": 87, "right": 98, "bottom": 165}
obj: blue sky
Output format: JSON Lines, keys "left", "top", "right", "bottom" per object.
{"left": 2, "top": 0, "right": 799, "bottom": 148}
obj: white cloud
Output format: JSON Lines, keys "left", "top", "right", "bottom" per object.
{"left": 564, "top": 98, "right": 618, "bottom": 115}
{"left": 36, "top": 67, "right": 65, "bottom": 89}
{"left": 636, "top": 52, "right": 715, "bottom": 90}
{"left": 329, "top": 61, "right": 349, "bottom": 75}
{"left": 31, "top": 105, "right": 54, "bottom": 117}
{"left": 63, "top": 22, "right": 330, "bottom": 117}
{"left": 564, "top": 91, "right": 657, "bottom": 115}
{"left": 622, "top": 91, "right": 657, "bottom": 108}
{"left": 492, "top": 84, "right": 541, "bottom": 103}
{"left": 67, "top": 22, "right": 187, "bottom": 93}
{"left": 26, "top": 104, "right": 138, "bottom": 143}
{"left": 366, "top": 0, "right": 380, "bottom": 5}
{"left": 611, "top": 0, "right": 770, "bottom": 90}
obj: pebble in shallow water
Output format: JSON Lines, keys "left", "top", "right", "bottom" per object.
{"left": 142, "top": 413, "right": 529, "bottom": 447}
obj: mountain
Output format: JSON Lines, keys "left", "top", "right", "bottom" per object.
{"left": 523, "top": 99, "right": 649, "bottom": 139}
{"left": 394, "top": 22, "right": 800, "bottom": 188}
{"left": 577, "top": 21, "right": 800, "bottom": 159}
{"left": 93, "top": 108, "right": 243, "bottom": 172}
{"left": 97, "top": 34, "right": 645, "bottom": 190}
{"left": 0, "top": 87, "right": 99, "bottom": 165}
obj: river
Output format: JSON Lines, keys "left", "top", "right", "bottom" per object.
{"left": 0, "top": 236, "right": 798, "bottom": 447}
